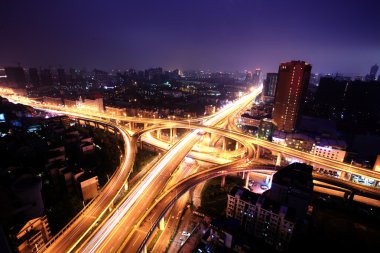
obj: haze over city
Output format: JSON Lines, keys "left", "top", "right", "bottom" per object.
{"left": 1, "top": 0, "right": 379, "bottom": 74}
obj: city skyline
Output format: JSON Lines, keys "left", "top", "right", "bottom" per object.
{"left": 1, "top": 0, "right": 379, "bottom": 75}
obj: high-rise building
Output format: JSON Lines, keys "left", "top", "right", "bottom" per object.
{"left": 370, "top": 64, "right": 378, "bottom": 76}
{"left": 28, "top": 68, "right": 40, "bottom": 87}
{"left": 252, "top": 68, "right": 263, "bottom": 86}
{"left": 40, "top": 69, "right": 53, "bottom": 86}
{"left": 263, "top": 73, "right": 278, "bottom": 102}
{"left": 4, "top": 67, "right": 26, "bottom": 88}
{"left": 365, "top": 64, "right": 378, "bottom": 81}
{"left": 272, "top": 61, "right": 311, "bottom": 132}
{"left": 57, "top": 68, "right": 66, "bottom": 86}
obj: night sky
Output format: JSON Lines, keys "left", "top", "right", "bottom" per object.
{"left": 1, "top": 0, "right": 379, "bottom": 75}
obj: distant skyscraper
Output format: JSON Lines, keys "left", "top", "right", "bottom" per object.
{"left": 40, "top": 69, "right": 53, "bottom": 86}
{"left": 252, "top": 68, "right": 262, "bottom": 86}
{"left": 366, "top": 64, "right": 378, "bottom": 81}
{"left": 4, "top": 66, "right": 26, "bottom": 88}
{"left": 57, "top": 68, "right": 66, "bottom": 86}
{"left": 28, "top": 68, "right": 40, "bottom": 87}
{"left": 245, "top": 71, "right": 252, "bottom": 82}
{"left": 272, "top": 61, "right": 311, "bottom": 132}
{"left": 263, "top": 73, "right": 278, "bottom": 102}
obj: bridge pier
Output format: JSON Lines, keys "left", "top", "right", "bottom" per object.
{"left": 340, "top": 171, "right": 352, "bottom": 181}
{"left": 108, "top": 203, "right": 114, "bottom": 212}
{"left": 221, "top": 175, "right": 226, "bottom": 187}
{"left": 142, "top": 244, "right": 148, "bottom": 253}
{"left": 156, "top": 129, "right": 161, "bottom": 139}
{"left": 159, "top": 217, "right": 165, "bottom": 230}
{"left": 144, "top": 123, "right": 148, "bottom": 129}
{"left": 276, "top": 153, "right": 282, "bottom": 166}
{"left": 265, "top": 175, "right": 272, "bottom": 188}
{"left": 244, "top": 173, "right": 250, "bottom": 189}
{"left": 206, "top": 133, "right": 211, "bottom": 146}
{"left": 235, "top": 141, "right": 240, "bottom": 151}
{"left": 255, "top": 146, "right": 261, "bottom": 159}
{"left": 222, "top": 137, "right": 226, "bottom": 151}
{"left": 344, "top": 191, "right": 355, "bottom": 202}
{"left": 170, "top": 128, "right": 177, "bottom": 143}
{"left": 189, "top": 188, "right": 194, "bottom": 204}
{"left": 210, "top": 134, "right": 217, "bottom": 147}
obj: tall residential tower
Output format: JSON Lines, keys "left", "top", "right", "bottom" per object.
{"left": 272, "top": 61, "right": 311, "bottom": 132}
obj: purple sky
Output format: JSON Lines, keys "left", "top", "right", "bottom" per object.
{"left": 1, "top": 0, "right": 379, "bottom": 75}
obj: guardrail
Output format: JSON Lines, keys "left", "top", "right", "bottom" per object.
{"left": 38, "top": 119, "right": 130, "bottom": 252}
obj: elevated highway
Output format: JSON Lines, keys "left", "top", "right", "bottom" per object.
{"left": 1, "top": 86, "right": 380, "bottom": 253}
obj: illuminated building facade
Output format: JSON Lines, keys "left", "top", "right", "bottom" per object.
{"left": 272, "top": 61, "right": 311, "bottom": 132}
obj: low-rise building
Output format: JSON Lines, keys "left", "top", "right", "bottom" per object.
{"left": 79, "top": 97, "right": 104, "bottom": 113}
{"left": 42, "top": 96, "right": 63, "bottom": 107}
{"left": 80, "top": 176, "right": 99, "bottom": 201}
{"left": 105, "top": 106, "right": 127, "bottom": 116}
{"left": 272, "top": 131, "right": 347, "bottom": 161}
{"left": 16, "top": 216, "right": 51, "bottom": 253}
{"left": 258, "top": 118, "right": 276, "bottom": 141}
{"left": 205, "top": 105, "right": 216, "bottom": 115}
{"left": 311, "top": 138, "right": 347, "bottom": 162}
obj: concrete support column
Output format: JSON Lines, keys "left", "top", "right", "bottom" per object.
{"left": 170, "top": 128, "right": 173, "bottom": 143}
{"left": 173, "top": 128, "right": 177, "bottom": 140}
{"left": 222, "top": 137, "right": 226, "bottom": 151}
{"left": 265, "top": 175, "right": 271, "bottom": 185}
{"left": 142, "top": 244, "right": 148, "bottom": 253}
{"left": 276, "top": 153, "right": 282, "bottom": 166}
{"left": 131, "top": 122, "right": 135, "bottom": 130}
{"left": 241, "top": 172, "right": 246, "bottom": 180}
{"left": 157, "top": 129, "right": 161, "bottom": 139}
{"left": 221, "top": 175, "right": 226, "bottom": 187}
{"left": 348, "top": 192, "right": 355, "bottom": 202}
{"left": 124, "top": 182, "right": 128, "bottom": 191}
{"left": 255, "top": 146, "right": 261, "bottom": 159}
{"left": 206, "top": 133, "right": 211, "bottom": 147}
{"left": 341, "top": 171, "right": 351, "bottom": 181}
{"left": 189, "top": 188, "right": 194, "bottom": 204}
{"left": 210, "top": 134, "right": 217, "bottom": 147}
{"left": 144, "top": 123, "right": 148, "bottom": 129}
{"left": 159, "top": 217, "right": 165, "bottom": 230}
{"left": 245, "top": 173, "right": 250, "bottom": 189}
{"left": 235, "top": 141, "right": 240, "bottom": 151}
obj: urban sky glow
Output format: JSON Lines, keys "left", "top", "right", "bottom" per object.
{"left": 1, "top": 0, "right": 379, "bottom": 74}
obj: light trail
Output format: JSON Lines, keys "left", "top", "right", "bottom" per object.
{"left": 80, "top": 86, "right": 263, "bottom": 252}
